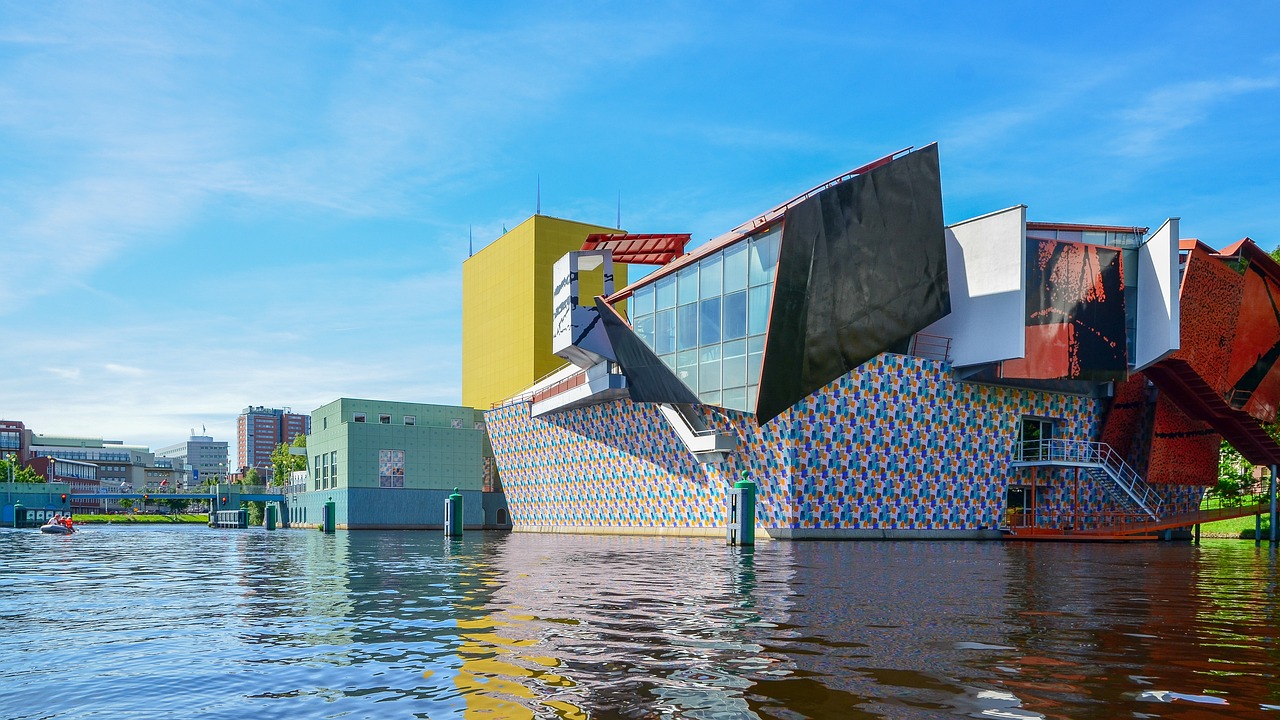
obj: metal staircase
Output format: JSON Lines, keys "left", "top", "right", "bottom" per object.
{"left": 1012, "top": 439, "right": 1163, "bottom": 520}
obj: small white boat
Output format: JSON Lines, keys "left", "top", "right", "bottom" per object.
{"left": 40, "top": 522, "right": 74, "bottom": 535}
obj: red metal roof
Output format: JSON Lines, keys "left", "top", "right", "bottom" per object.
{"left": 581, "top": 233, "right": 691, "bottom": 266}
{"left": 1026, "top": 221, "right": 1149, "bottom": 235}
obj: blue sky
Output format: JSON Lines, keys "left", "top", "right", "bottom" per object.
{"left": 2, "top": 1, "right": 1278, "bottom": 459}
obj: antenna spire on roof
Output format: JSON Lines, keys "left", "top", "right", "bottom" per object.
{"left": 469, "top": 225, "right": 473, "bottom": 257}
{"left": 617, "top": 191, "right": 621, "bottom": 229}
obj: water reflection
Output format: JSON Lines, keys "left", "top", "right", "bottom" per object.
{"left": 0, "top": 527, "right": 1276, "bottom": 719}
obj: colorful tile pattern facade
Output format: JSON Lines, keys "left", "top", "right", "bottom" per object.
{"left": 485, "top": 353, "right": 1169, "bottom": 532}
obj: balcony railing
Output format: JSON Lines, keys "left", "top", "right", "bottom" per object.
{"left": 908, "top": 333, "right": 951, "bottom": 362}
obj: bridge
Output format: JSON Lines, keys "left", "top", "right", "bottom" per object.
{"left": 73, "top": 484, "right": 287, "bottom": 503}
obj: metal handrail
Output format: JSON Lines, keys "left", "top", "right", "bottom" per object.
{"left": 1014, "top": 439, "right": 1162, "bottom": 519}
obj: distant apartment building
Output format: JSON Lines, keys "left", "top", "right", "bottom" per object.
{"left": 237, "top": 406, "right": 310, "bottom": 478}
{"left": 26, "top": 456, "right": 100, "bottom": 512}
{"left": 28, "top": 434, "right": 156, "bottom": 491}
{"left": 0, "top": 420, "right": 29, "bottom": 462}
{"left": 155, "top": 435, "right": 229, "bottom": 486}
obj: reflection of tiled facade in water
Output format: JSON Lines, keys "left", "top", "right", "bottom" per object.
{"left": 488, "top": 354, "right": 1147, "bottom": 532}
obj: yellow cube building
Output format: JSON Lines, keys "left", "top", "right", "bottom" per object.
{"left": 462, "top": 215, "right": 627, "bottom": 409}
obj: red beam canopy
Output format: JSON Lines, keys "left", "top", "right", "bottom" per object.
{"left": 582, "top": 233, "right": 691, "bottom": 266}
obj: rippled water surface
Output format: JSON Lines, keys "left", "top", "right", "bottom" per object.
{"left": 1, "top": 527, "right": 1278, "bottom": 719}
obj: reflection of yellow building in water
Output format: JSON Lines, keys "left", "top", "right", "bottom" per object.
{"left": 462, "top": 215, "right": 627, "bottom": 410}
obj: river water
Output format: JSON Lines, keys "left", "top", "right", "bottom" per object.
{"left": 1, "top": 526, "right": 1277, "bottom": 719}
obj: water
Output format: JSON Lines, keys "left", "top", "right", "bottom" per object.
{"left": 1, "top": 527, "right": 1277, "bottom": 719}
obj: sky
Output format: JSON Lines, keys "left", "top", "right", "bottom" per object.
{"left": 2, "top": 1, "right": 1279, "bottom": 460}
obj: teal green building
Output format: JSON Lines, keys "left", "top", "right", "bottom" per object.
{"left": 284, "top": 398, "right": 509, "bottom": 530}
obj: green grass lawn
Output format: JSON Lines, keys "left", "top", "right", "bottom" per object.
{"left": 1197, "top": 493, "right": 1271, "bottom": 537}
{"left": 72, "top": 513, "right": 208, "bottom": 524}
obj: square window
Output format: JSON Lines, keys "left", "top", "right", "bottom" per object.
{"left": 353, "top": 412, "right": 366, "bottom": 423}
{"left": 404, "top": 415, "right": 416, "bottom": 426}
{"left": 379, "top": 414, "right": 391, "bottom": 424}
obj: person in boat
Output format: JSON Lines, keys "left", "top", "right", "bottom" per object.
{"left": 62, "top": 515, "right": 73, "bottom": 529}
{"left": 49, "top": 513, "right": 61, "bottom": 526}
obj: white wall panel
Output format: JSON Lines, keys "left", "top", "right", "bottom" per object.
{"left": 1134, "top": 218, "right": 1180, "bottom": 370}
{"left": 923, "top": 205, "right": 1026, "bottom": 367}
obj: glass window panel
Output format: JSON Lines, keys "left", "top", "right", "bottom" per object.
{"left": 632, "top": 284, "right": 655, "bottom": 317}
{"left": 660, "top": 353, "right": 675, "bottom": 371}
{"left": 677, "top": 349, "right": 699, "bottom": 393}
{"left": 634, "top": 315, "right": 655, "bottom": 348}
{"left": 723, "top": 339, "right": 747, "bottom": 388}
{"left": 722, "top": 386, "right": 748, "bottom": 412}
{"left": 746, "top": 386, "right": 757, "bottom": 412}
{"left": 699, "top": 297, "right": 721, "bottom": 345}
{"left": 748, "top": 334, "right": 766, "bottom": 385}
{"left": 700, "top": 254, "right": 722, "bottom": 296}
{"left": 749, "top": 228, "right": 780, "bottom": 286}
{"left": 699, "top": 344, "right": 721, "bottom": 392}
{"left": 723, "top": 242, "right": 748, "bottom": 293}
{"left": 723, "top": 290, "right": 747, "bottom": 340}
{"left": 677, "top": 266, "right": 699, "bottom": 305}
{"left": 655, "top": 309, "right": 675, "bottom": 354}
{"left": 748, "top": 285, "right": 771, "bottom": 336}
{"left": 655, "top": 276, "right": 676, "bottom": 310}
{"left": 677, "top": 303, "right": 698, "bottom": 350}
{"left": 699, "top": 390, "right": 721, "bottom": 406}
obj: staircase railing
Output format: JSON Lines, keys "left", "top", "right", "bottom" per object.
{"left": 1015, "top": 439, "right": 1162, "bottom": 520}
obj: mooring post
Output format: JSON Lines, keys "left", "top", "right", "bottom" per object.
{"left": 1270, "top": 464, "right": 1277, "bottom": 548}
{"left": 1194, "top": 523, "right": 1200, "bottom": 545}
{"left": 445, "top": 488, "right": 463, "bottom": 537}
{"left": 322, "top": 497, "right": 336, "bottom": 534}
{"left": 727, "top": 471, "right": 756, "bottom": 546}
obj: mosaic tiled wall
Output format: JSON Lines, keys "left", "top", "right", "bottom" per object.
{"left": 486, "top": 354, "right": 1130, "bottom": 532}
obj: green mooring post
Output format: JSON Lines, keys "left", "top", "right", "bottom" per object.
{"left": 728, "top": 471, "right": 756, "bottom": 546}
{"left": 322, "top": 498, "right": 336, "bottom": 534}
{"left": 445, "top": 488, "right": 464, "bottom": 537}
{"left": 12, "top": 500, "right": 22, "bottom": 529}
{"left": 264, "top": 504, "right": 277, "bottom": 531}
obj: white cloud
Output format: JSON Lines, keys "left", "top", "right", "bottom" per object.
{"left": 43, "top": 367, "right": 81, "bottom": 381}
{"left": 103, "top": 363, "right": 145, "bottom": 377}
{"left": 1114, "top": 76, "right": 1280, "bottom": 158}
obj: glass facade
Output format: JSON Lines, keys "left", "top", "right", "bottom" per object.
{"left": 627, "top": 226, "right": 780, "bottom": 412}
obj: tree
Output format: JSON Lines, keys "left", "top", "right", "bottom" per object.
{"left": 157, "top": 498, "right": 190, "bottom": 514}
{"left": 242, "top": 467, "right": 260, "bottom": 486}
{"left": 270, "top": 435, "right": 307, "bottom": 487}
{"left": 1, "top": 456, "right": 46, "bottom": 483}
{"left": 119, "top": 498, "right": 135, "bottom": 512}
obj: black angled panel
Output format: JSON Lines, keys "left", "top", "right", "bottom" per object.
{"left": 755, "top": 143, "right": 950, "bottom": 423}
{"left": 596, "top": 297, "right": 700, "bottom": 405}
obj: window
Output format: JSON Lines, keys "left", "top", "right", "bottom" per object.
{"left": 379, "top": 414, "right": 391, "bottom": 424}
{"left": 676, "top": 303, "right": 698, "bottom": 350}
{"left": 676, "top": 266, "right": 699, "bottom": 305}
{"left": 1019, "top": 417, "right": 1055, "bottom": 461}
{"left": 723, "top": 291, "right": 747, "bottom": 340}
{"left": 632, "top": 284, "right": 655, "bottom": 316}
{"left": 699, "top": 297, "right": 721, "bottom": 345}
{"left": 353, "top": 412, "right": 366, "bottom": 423}
{"left": 403, "top": 415, "right": 416, "bottom": 426}
{"left": 655, "top": 275, "right": 676, "bottom": 310}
